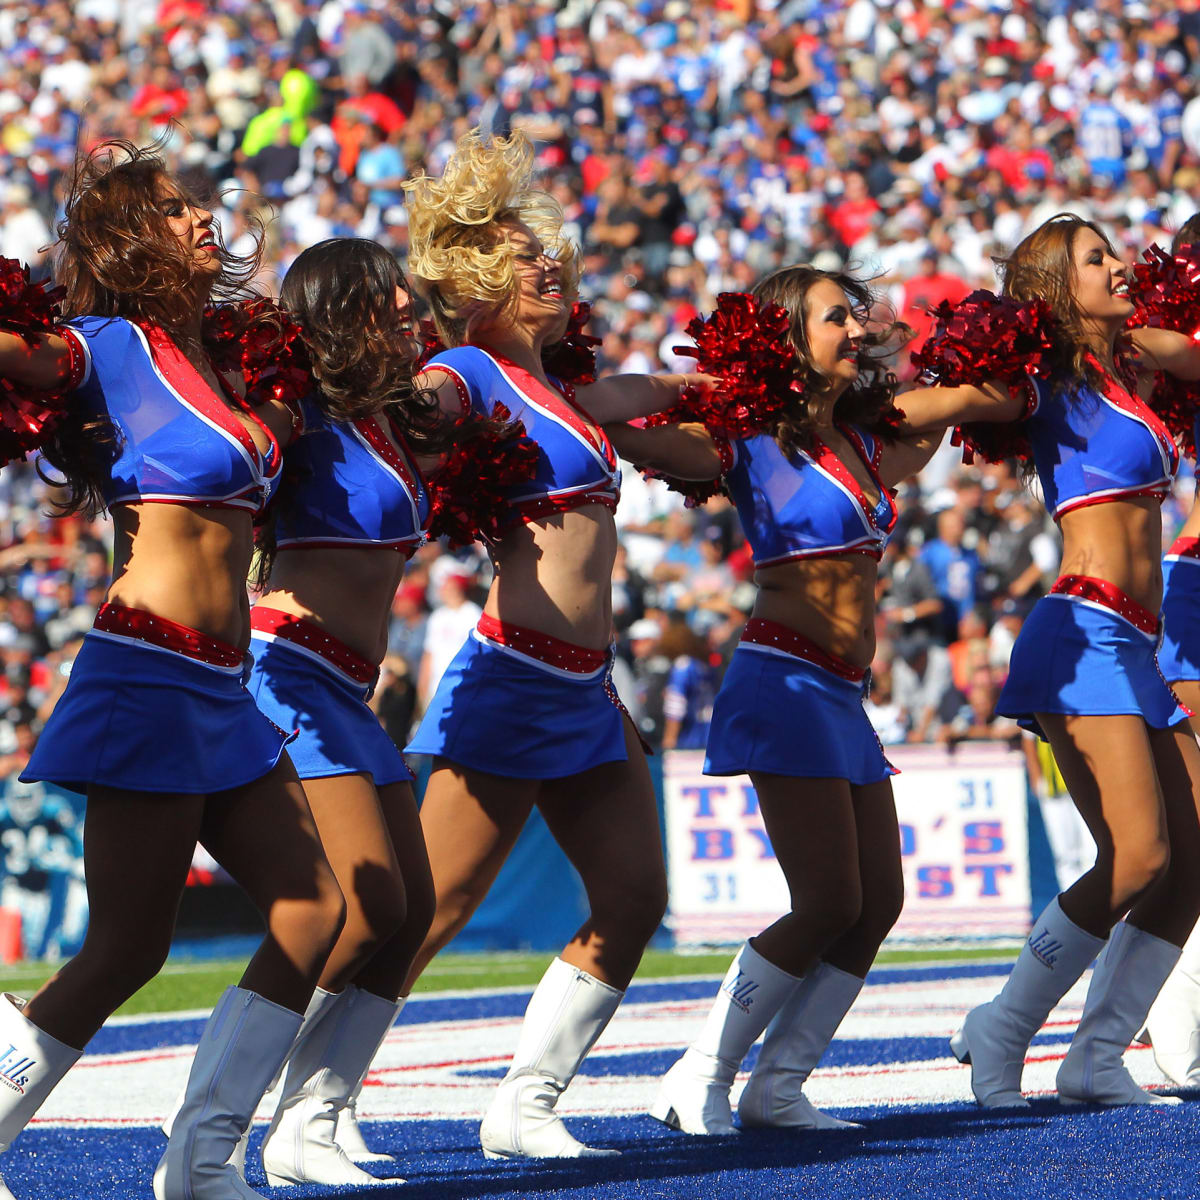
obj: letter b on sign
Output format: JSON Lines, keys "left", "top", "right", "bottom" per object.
{"left": 691, "top": 829, "right": 734, "bottom": 860}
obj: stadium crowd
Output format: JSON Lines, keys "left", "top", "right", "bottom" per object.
{"left": 0, "top": 0, "right": 1198, "bottom": 765}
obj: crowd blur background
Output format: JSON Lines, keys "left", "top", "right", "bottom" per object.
{"left": 0, "top": 0, "right": 1198, "bottom": 803}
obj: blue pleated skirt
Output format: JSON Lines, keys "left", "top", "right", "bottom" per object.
{"left": 22, "top": 633, "right": 291, "bottom": 795}
{"left": 996, "top": 593, "right": 1188, "bottom": 737}
{"left": 703, "top": 644, "right": 895, "bottom": 785}
{"left": 247, "top": 635, "right": 412, "bottom": 786}
{"left": 406, "top": 632, "right": 628, "bottom": 779}
{"left": 1158, "top": 557, "right": 1200, "bottom": 684}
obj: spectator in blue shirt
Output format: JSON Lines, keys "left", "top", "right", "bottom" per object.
{"left": 355, "top": 123, "right": 406, "bottom": 210}
{"left": 659, "top": 619, "right": 718, "bottom": 752}
{"left": 920, "top": 507, "right": 982, "bottom": 644}
{"left": 1077, "top": 88, "right": 1132, "bottom": 187}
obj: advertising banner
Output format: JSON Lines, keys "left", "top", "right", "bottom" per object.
{"left": 663, "top": 743, "right": 1031, "bottom": 946}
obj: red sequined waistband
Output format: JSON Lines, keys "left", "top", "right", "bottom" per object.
{"left": 475, "top": 613, "right": 608, "bottom": 674}
{"left": 92, "top": 603, "right": 245, "bottom": 670}
{"left": 740, "top": 618, "right": 866, "bottom": 683}
{"left": 1049, "top": 574, "right": 1159, "bottom": 636}
{"left": 249, "top": 607, "right": 378, "bottom": 685}
{"left": 1167, "top": 536, "right": 1200, "bottom": 561}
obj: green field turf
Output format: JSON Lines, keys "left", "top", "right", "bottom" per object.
{"left": 0, "top": 943, "right": 1018, "bottom": 1018}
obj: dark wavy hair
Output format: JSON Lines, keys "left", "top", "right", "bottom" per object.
{"left": 55, "top": 138, "right": 264, "bottom": 325}
{"left": 40, "top": 138, "right": 269, "bottom": 515}
{"left": 1173, "top": 212, "right": 1200, "bottom": 254}
{"left": 278, "top": 238, "right": 447, "bottom": 442}
{"left": 997, "top": 214, "right": 1127, "bottom": 391}
{"left": 751, "top": 265, "right": 909, "bottom": 455}
{"left": 254, "top": 239, "right": 466, "bottom": 589}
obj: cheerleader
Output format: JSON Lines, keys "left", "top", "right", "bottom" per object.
{"left": 398, "top": 131, "right": 706, "bottom": 1159}
{"left": 0, "top": 143, "right": 345, "bottom": 1200}
{"left": 1139, "top": 214, "right": 1200, "bottom": 1088}
{"left": 900, "top": 214, "right": 1200, "bottom": 1108}
{"left": 604, "top": 266, "right": 940, "bottom": 1134}
{"left": 205, "top": 239, "right": 441, "bottom": 1187}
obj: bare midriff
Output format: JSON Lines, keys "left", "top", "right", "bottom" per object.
{"left": 752, "top": 553, "right": 879, "bottom": 670}
{"left": 485, "top": 503, "right": 618, "bottom": 650}
{"left": 106, "top": 504, "right": 258, "bottom": 648}
{"left": 260, "top": 546, "right": 409, "bottom": 665}
{"left": 1057, "top": 495, "right": 1165, "bottom": 612}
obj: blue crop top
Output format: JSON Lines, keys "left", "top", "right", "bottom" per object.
{"left": 62, "top": 316, "right": 282, "bottom": 515}
{"left": 1024, "top": 370, "right": 1178, "bottom": 520}
{"left": 424, "top": 345, "right": 620, "bottom": 525}
{"left": 274, "top": 398, "right": 430, "bottom": 557}
{"left": 722, "top": 424, "right": 898, "bottom": 567}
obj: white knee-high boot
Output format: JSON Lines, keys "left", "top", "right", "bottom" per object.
{"left": 650, "top": 941, "right": 801, "bottom": 1136}
{"left": 1142, "top": 918, "right": 1200, "bottom": 1087}
{"left": 153, "top": 987, "right": 302, "bottom": 1200}
{"left": 335, "top": 995, "right": 406, "bottom": 1162}
{"left": 950, "top": 898, "right": 1105, "bottom": 1108}
{"left": 0, "top": 995, "right": 80, "bottom": 1200}
{"left": 737, "top": 961, "right": 863, "bottom": 1130}
{"left": 261, "top": 985, "right": 402, "bottom": 1186}
{"left": 1057, "top": 921, "right": 1182, "bottom": 1106}
{"left": 479, "top": 957, "right": 623, "bottom": 1159}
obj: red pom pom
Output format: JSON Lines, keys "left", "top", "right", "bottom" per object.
{"left": 670, "top": 291, "right": 804, "bottom": 438}
{"left": 541, "top": 302, "right": 601, "bottom": 386}
{"left": 415, "top": 320, "right": 446, "bottom": 371}
{"left": 0, "top": 258, "right": 74, "bottom": 465}
{"left": 1130, "top": 243, "right": 1200, "bottom": 338}
{"left": 1146, "top": 377, "right": 1200, "bottom": 460}
{"left": 427, "top": 415, "right": 539, "bottom": 547}
{"left": 912, "top": 290, "right": 1058, "bottom": 465}
{"left": 203, "top": 298, "right": 312, "bottom": 417}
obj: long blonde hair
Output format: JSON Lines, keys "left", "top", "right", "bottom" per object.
{"left": 403, "top": 130, "right": 581, "bottom": 346}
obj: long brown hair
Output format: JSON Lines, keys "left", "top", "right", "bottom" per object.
{"left": 1173, "top": 212, "right": 1200, "bottom": 254}
{"left": 40, "top": 139, "right": 269, "bottom": 515}
{"left": 278, "top": 238, "right": 446, "bottom": 442}
{"left": 751, "top": 265, "right": 908, "bottom": 455}
{"left": 997, "top": 214, "right": 1125, "bottom": 391}
{"left": 253, "top": 239, "right": 469, "bottom": 590}
{"left": 55, "top": 138, "right": 265, "bottom": 327}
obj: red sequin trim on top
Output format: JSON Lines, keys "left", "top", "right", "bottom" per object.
{"left": 250, "top": 607, "right": 377, "bottom": 684}
{"left": 740, "top": 618, "right": 866, "bottom": 683}
{"left": 59, "top": 327, "right": 88, "bottom": 391}
{"left": 1049, "top": 574, "right": 1159, "bottom": 636}
{"left": 476, "top": 613, "right": 607, "bottom": 674}
{"left": 511, "top": 484, "right": 620, "bottom": 524}
{"left": 92, "top": 603, "right": 244, "bottom": 669}
{"left": 421, "top": 364, "right": 471, "bottom": 416}
{"left": 1167, "top": 536, "right": 1200, "bottom": 561}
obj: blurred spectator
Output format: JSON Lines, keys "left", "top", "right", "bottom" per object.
{"left": 0, "top": 184, "right": 51, "bottom": 274}
{"left": 372, "top": 654, "right": 418, "bottom": 751}
{"left": 418, "top": 571, "right": 481, "bottom": 708}
{"left": 920, "top": 507, "right": 983, "bottom": 643}
{"left": 891, "top": 629, "right": 955, "bottom": 745}
{"left": 936, "top": 665, "right": 1020, "bottom": 747}
{"left": 626, "top": 616, "right": 670, "bottom": 751}
{"left": 659, "top": 618, "right": 719, "bottom": 752}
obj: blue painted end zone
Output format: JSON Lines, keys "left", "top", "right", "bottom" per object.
{"left": 8, "top": 1103, "right": 1200, "bottom": 1200}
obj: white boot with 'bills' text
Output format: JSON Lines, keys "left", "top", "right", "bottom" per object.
{"left": 0, "top": 994, "right": 80, "bottom": 1200}
{"left": 950, "top": 898, "right": 1104, "bottom": 1108}
{"left": 651, "top": 940, "right": 801, "bottom": 1135}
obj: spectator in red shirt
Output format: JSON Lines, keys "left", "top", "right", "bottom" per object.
{"left": 899, "top": 248, "right": 971, "bottom": 352}
{"left": 827, "top": 171, "right": 880, "bottom": 250}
